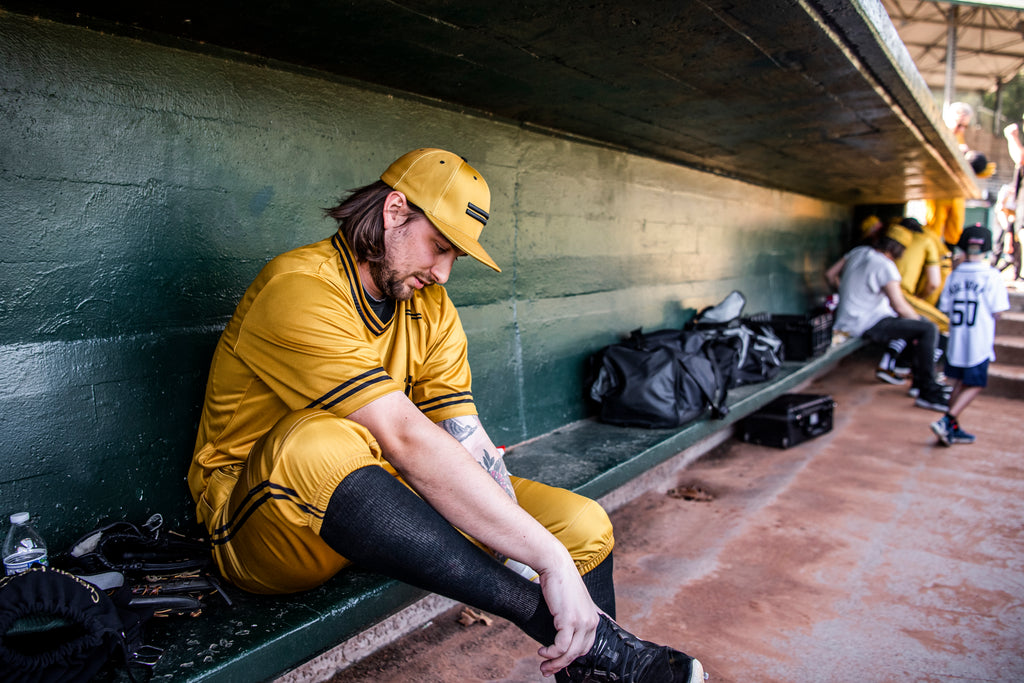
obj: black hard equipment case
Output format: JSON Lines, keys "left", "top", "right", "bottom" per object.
{"left": 739, "top": 393, "right": 835, "bottom": 449}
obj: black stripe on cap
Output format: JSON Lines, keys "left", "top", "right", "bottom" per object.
{"left": 466, "top": 202, "right": 489, "bottom": 226}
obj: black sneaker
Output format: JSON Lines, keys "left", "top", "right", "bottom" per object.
{"left": 875, "top": 367, "right": 907, "bottom": 385}
{"left": 908, "top": 381, "right": 951, "bottom": 399}
{"left": 915, "top": 388, "right": 949, "bottom": 413}
{"left": 559, "top": 614, "right": 705, "bottom": 682}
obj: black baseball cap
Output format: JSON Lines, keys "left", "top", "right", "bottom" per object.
{"left": 958, "top": 224, "right": 992, "bottom": 253}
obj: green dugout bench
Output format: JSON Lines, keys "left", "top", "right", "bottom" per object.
{"left": 136, "top": 335, "right": 865, "bottom": 683}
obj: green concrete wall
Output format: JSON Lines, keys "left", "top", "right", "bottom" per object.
{"left": 0, "top": 13, "right": 850, "bottom": 547}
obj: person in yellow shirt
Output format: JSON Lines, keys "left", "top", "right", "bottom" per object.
{"left": 894, "top": 218, "right": 948, "bottom": 333}
{"left": 857, "top": 214, "right": 884, "bottom": 247}
{"left": 923, "top": 151, "right": 994, "bottom": 304}
{"left": 922, "top": 103, "right": 995, "bottom": 265}
{"left": 188, "top": 148, "right": 704, "bottom": 683}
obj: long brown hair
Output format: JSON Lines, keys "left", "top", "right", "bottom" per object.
{"left": 324, "top": 180, "right": 425, "bottom": 264}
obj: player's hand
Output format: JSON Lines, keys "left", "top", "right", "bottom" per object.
{"left": 535, "top": 558, "right": 600, "bottom": 677}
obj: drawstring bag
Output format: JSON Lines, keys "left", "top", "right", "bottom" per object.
{"left": 705, "top": 321, "right": 784, "bottom": 387}
{"left": 0, "top": 566, "right": 156, "bottom": 683}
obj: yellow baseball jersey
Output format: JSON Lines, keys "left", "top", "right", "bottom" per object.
{"left": 895, "top": 231, "right": 941, "bottom": 296}
{"left": 189, "top": 232, "right": 478, "bottom": 526}
{"left": 924, "top": 197, "right": 966, "bottom": 247}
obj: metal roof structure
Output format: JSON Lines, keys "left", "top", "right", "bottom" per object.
{"left": 880, "top": 0, "right": 1024, "bottom": 98}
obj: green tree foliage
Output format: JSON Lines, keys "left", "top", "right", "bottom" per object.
{"left": 984, "top": 71, "right": 1024, "bottom": 126}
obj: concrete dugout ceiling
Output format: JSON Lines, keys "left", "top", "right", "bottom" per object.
{"left": 1, "top": 0, "right": 979, "bottom": 203}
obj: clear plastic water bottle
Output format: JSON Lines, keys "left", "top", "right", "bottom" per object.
{"left": 3, "top": 512, "right": 49, "bottom": 576}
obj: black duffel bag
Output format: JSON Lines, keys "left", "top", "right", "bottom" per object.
{"left": 587, "top": 328, "right": 728, "bottom": 429}
{"left": 703, "top": 321, "right": 784, "bottom": 388}
{"left": 688, "top": 291, "right": 784, "bottom": 388}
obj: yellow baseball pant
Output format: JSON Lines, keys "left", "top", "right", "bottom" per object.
{"left": 904, "top": 291, "right": 949, "bottom": 334}
{"left": 204, "top": 409, "right": 615, "bottom": 594}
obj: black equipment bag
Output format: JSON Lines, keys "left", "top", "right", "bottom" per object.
{"left": 588, "top": 328, "right": 728, "bottom": 429}
{"left": 721, "top": 320, "right": 784, "bottom": 387}
{"left": 689, "top": 291, "right": 783, "bottom": 388}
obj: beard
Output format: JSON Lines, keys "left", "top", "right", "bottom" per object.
{"left": 368, "top": 260, "right": 406, "bottom": 301}
{"left": 367, "top": 221, "right": 437, "bottom": 301}
{"left": 367, "top": 253, "right": 424, "bottom": 301}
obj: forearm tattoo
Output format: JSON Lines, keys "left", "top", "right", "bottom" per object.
{"left": 441, "top": 416, "right": 516, "bottom": 501}
{"left": 441, "top": 416, "right": 478, "bottom": 442}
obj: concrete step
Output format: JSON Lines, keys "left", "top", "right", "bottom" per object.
{"left": 994, "top": 335, "right": 1024, "bottom": 367}
{"left": 1008, "top": 290, "right": 1024, "bottom": 313}
{"left": 997, "top": 311, "right": 1024, "bottom": 337}
{"left": 991, "top": 299, "right": 1023, "bottom": 398}
{"left": 987, "top": 363, "right": 1024, "bottom": 400}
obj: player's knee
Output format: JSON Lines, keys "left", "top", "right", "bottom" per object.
{"left": 258, "top": 409, "right": 382, "bottom": 490}
{"left": 267, "top": 409, "right": 378, "bottom": 460}
{"left": 562, "top": 498, "right": 615, "bottom": 572}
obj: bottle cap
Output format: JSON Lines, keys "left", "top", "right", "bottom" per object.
{"left": 10, "top": 512, "right": 29, "bottom": 525}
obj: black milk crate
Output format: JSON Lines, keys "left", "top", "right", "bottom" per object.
{"left": 739, "top": 393, "right": 835, "bottom": 449}
{"left": 744, "top": 310, "right": 834, "bottom": 361}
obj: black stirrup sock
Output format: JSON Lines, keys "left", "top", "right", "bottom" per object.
{"left": 583, "top": 552, "right": 616, "bottom": 620}
{"left": 320, "top": 465, "right": 558, "bottom": 645}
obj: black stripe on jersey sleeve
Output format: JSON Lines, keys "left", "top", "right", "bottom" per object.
{"left": 331, "top": 233, "right": 387, "bottom": 336}
{"left": 417, "top": 391, "right": 474, "bottom": 414}
{"left": 210, "top": 480, "right": 326, "bottom": 547}
{"left": 307, "top": 367, "right": 393, "bottom": 410}
{"left": 421, "top": 396, "right": 476, "bottom": 413}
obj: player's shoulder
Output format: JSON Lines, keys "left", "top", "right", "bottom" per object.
{"left": 264, "top": 237, "right": 336, "bottom": 272}
{"left": 256, "top": 239, "right": 345, "bottom": 286}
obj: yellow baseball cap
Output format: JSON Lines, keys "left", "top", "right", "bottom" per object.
{"left": 381, "top": 148, "right": 500, "bottom": 272}
{"left": 859, "top": 215, "right": 883, "bottom": 239}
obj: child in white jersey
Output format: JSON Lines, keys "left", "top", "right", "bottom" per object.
{"left": 931, "top": 225, "right": 1011, "bottom": 445}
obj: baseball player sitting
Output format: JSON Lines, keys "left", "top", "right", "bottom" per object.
{"left": 188, "top": 148, "right": 705, "bottom": 682}
{"left": 824, "top": 223, "right": 949, "bottom": 412}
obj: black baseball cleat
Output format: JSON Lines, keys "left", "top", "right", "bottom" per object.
{"left": 914, "top": 386, "right": 950, "bottom": 413}
{"left": 558, "top": 614, "right": 706, "bottom": 682}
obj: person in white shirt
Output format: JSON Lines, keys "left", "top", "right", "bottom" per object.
{"left": 930, "top": 225, "right": 1011, "bottom": 445}
{"left": 825, "top": 224, "right": 949, "bottom": 411}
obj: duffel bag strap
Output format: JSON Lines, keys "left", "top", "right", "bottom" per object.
{"left": 678, "top": 351, "right": 729, "bottom": 419}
